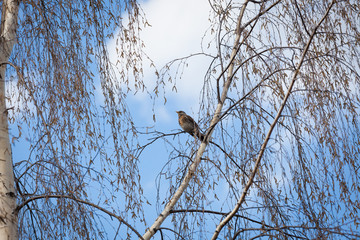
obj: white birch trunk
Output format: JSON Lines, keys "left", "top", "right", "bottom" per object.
{"left": 0, "top": 1, "right": 19, "bottom": 239}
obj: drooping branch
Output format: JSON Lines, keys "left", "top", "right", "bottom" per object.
{"left": 170, "top": 209, "right": 307, "bottom": 239}
{"left": 211, "top": 1, "right": 336, "bottom": 239}
{"left": 14, "top": 194, "right": 144, "bottom": 240}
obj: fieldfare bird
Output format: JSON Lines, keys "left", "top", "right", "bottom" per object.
{"left": 176, "top": 111, "right": 204, "bottom": 141}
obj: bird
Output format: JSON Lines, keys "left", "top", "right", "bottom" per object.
{"left": 176, "top": 111, "right": 205, "bottom": 141}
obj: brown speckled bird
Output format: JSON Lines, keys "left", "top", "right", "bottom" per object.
{"left": 176, "top": 111, "right": 204, "bottom": 141}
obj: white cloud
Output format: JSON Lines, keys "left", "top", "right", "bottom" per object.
{"left": 140, "top": 0, "right": 211, "bottom": 65}
{"left": 108, "top": 0, "right": 213, "bottom": 117}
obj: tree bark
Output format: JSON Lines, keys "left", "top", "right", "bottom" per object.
{"left": 0, "top": 0, "right": 19, "bottom": 239}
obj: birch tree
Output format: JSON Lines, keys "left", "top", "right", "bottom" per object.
{"left": 1, "top": 0, "right": 146, "bottom": 239}
{"left": 142, "top": 0, "right": 360, "bottom": 239}
{"left": 1, "top": 0, "right": 360, "bottom": 239}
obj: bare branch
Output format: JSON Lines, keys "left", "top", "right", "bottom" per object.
{"left": 14, "top": 194, "right": 144, "bottom": 240}
{"left": 211, "top": 1, "right": 336, "bottom": 239}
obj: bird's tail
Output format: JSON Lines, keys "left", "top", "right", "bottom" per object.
{"left": 197, "top": 132, "right": 205, "bottom": 142}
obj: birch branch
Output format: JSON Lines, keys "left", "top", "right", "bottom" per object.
{"left": 211, "top": 1, "right": 336, "bottom": 239}
{"left": 141, "top": 1, "right": 250, "bottom": 239}
{"left": 14, "top": 194, "right": 144, "bottom": 240}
